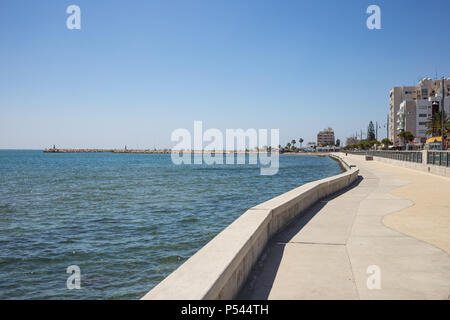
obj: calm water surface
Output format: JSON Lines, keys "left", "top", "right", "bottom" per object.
{"left": 0, "top": 150, "right": 342, "bottom": 299}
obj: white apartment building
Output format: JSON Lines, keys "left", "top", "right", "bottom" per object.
{"left": 397, "top": 100, "right": 428, "bottom": 145}
{"left": 396, "top": 94, "right": 450, "bottom": 146}
{"left": 415, "top": 99, "right": 430, "bottom": 138}
{"left": 390, "top": 78, "right": 450, "bottom": 146}
{"left": 305, "top": 142, "right": 317, "bottom": 152}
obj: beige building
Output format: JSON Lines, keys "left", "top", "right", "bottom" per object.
{"left": 389, "top": 78, "right": 450, "bottom": 146}
{"left": 317, "top": 128, "right": 335, "bottom": 146}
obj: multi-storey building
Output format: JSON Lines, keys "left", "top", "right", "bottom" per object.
{"left": 415, "top": 99, "right": 432, "bottom": 139}
{"left": 389, "top": 78, "right": 450, "bottom": 146}
{"left": 317, "top": 128, "right": 335, "bottom": 146}
{"left": 397, "top": 100, "right": 421, "bottom": 145}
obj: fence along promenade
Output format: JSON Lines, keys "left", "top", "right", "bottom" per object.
{"left": 346, "top": 150, "right": 450, "bottom": 177}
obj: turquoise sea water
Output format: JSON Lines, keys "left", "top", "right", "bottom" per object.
{"left": 0, "top": 150, "right": 342, "bottom": 299}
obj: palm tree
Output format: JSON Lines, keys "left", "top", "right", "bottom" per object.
{"left": 286, "top": 142, "right": 291, "bottom": 151}
{"left": 288, "top": 140, "right": 295, "bottom": 152}
{"left": 426, "top": 111, "right": 449, "bottom": 137}
{"left": 299, "top": 138, "right": 304, "bottom": 148}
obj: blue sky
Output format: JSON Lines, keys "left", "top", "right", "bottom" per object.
{"left": 1, "top": 0, "right": 449, "bottom": 149}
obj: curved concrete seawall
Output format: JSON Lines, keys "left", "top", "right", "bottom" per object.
{"left": 141, "top": 154, "right": 359, "bottom": 300}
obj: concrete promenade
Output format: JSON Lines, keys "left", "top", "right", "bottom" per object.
{"left": 239, "top": 154, "right": 450, "bottom": 299}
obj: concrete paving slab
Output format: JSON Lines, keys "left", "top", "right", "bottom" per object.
{"left": 357, "top": 199, "right": 414, "bottom": 216}
{"left": 274, "top": 202, "right": 358, "bottom": 245}
{"left": 240, "top": 243, "right": 358, "bottom": 300}
{"left": 348, "top": 236, "right": 450, "bottom": 300}
{"left": 350, "top": 215, "right": 403, "bottom": 238}
{"left": 365, "top": 190, "right": 403, "bottom": 200}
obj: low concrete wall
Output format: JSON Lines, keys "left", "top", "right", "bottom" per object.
{"left": 141, "top": 154, "right": 359, "bottom": 300}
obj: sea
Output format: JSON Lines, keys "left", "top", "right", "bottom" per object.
{"left": 0, "top": 150, "right": 342, "bottom": 299}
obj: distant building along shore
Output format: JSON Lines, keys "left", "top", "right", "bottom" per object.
{"left": 317, "top": 127, "right": 335, "bottom": 147}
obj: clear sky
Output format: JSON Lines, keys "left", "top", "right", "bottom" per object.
{"left": 1, "top": 0, "right": 449, "bottom": 149}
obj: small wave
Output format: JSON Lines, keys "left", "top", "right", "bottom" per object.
{"left": 0, "top": 204, "right": 16, "bottom": 214}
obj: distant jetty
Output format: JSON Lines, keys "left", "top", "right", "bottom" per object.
{"left": 43, "top": 148, "right": 259, "bottom": 154}
{"left": 43, "top": 148, "right": 330, "bottom": 156}
{"left": 43, "top": 148, "right": 171, "bottom": 154}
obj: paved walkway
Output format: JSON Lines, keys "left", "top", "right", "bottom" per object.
{"left": 239, "top": 154, "right": 450, "bottom": 300}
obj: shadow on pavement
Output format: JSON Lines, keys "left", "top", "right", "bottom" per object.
{"left": 237, "top": 175, "right": 363, "bottom": 299}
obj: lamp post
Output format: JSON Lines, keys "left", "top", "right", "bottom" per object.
{"left": 441, "top": 78, "right": 445, "bottom": 150}
{"left": 386, "top": 113, "right": 389, "bottom": 141}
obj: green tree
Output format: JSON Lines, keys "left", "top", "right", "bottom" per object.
{"left": 381, "top": 138, "right": 393, "bottom": 150}
{"left": 398, "top": 131, "right": 414, "bottom": 147}
{"left": 405, "top": 132, "right": 414, "bottom": 143}
{"left": 367, "top": 121, "right": 376, "bottom": 141}
{"left": 358, "top": 140, "right": 371, "bottom": 150}
{"left": 299, "top": 138, "right": 304, "bottom": 148}
{"left": 369, "top": 140, "right": 381, "bottom": 149}
{"left": 335, "top": 139, "right": 340, "bottom": 147}
{"left": 397, "top": 131, "right": 406, "bottom": 146}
